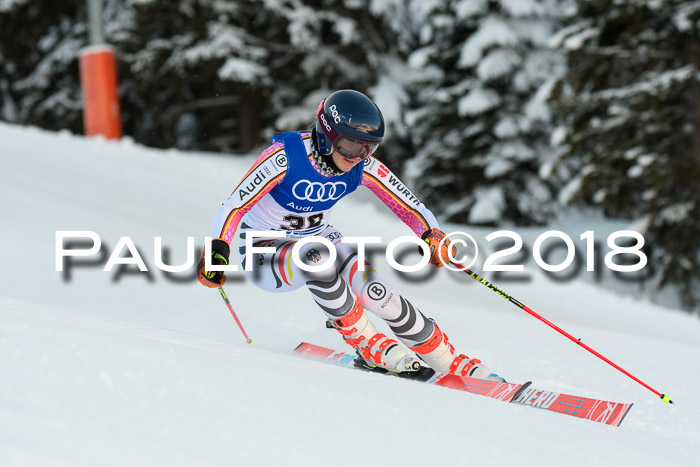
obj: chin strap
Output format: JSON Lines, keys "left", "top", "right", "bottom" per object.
{"left": 311, "top": 129, "right": 345, "bottom": 176}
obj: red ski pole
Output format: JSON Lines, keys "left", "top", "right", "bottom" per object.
{"left": 218, "top": 286, "right": 253, "bottom": 344}
{"left": 450, "top": 261, "right": 673, "bottom": 404}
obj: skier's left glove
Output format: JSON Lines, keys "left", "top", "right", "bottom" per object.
{"left": 197, "top": 238, "right": 230, "bottom": 288}
{"left": 421, "top": 228, "right": 456, "bottom": 268}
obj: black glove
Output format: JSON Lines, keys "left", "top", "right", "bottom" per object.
{"left": 197, "top": 239, "right": 230, "bottom": 288}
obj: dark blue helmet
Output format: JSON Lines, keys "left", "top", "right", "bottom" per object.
{"left": 315, "top": 90, "right": 385, "bottom": 160}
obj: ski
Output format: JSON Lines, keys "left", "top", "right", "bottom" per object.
{"left": 294, "top": 342, "right": 633, "bottom": 427}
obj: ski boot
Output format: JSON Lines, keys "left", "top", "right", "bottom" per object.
{"left": 411, "top": 323, "right": 506, "bottom": 382}
{"left": 328, "top": 301, "right": 422, "bottom": 373}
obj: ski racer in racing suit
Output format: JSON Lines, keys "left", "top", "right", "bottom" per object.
{"left": 198, "top": 89, "right": 503, "bottom": 379}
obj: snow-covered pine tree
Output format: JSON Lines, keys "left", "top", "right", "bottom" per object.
{"left": 550, "top": 0, "right": 700, "bottom": 312}
{"left": 102, "top": 0, "right": 284, "bottom": 152}
{"left": 108, "top": 0, "right": 393, "bottom": 151}
{"left": 1, "top": 0, "right": 399, "bottom": 153}
{"left": 1, "top": 0, "right": 274, "bottom": 151}
{"left": 402, "top": 0, "right": 565, "bottom": 226}
{"left": 266, "top": 0, "right": 411, "bottom": 158}
{"left": 0, "top": 0, "right": 85, "bottom": 132}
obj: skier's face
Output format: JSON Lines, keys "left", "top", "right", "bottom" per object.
{"left": 332, "top": 149, "right": 363, "bottom": 172}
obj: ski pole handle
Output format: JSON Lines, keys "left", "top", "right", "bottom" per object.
{"left": 218, "top": 286, "right": 253, "bottom": 344}
{"left": 450, "top": 261, "right": 673, "bottom": 404}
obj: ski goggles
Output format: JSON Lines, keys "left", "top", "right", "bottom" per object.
{"left": 333, "top": 136, "right": 379, "bottom": 160}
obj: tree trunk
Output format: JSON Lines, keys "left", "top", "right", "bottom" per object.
{"left": 689, "top": 35, "right": 700, "bottom": 165}
{"left": 238, "top": 90, "right": 264, "bottom": 152}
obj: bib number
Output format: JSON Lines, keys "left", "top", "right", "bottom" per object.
{"left": 281, "top": 213, "right": 324, "bottom": 231}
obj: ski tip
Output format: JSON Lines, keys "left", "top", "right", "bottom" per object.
{"left": 661, "top": 394, "right": 673, "bottom": 404}
{"left": 293, "top": 342, "right": 306, "bottom": 351}
{"left": 617, "top": 403, "right": 634, "bottom": 427}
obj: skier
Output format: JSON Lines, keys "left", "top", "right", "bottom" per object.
{"left": 197, "top": 89, "right": 503, "bottom": 380}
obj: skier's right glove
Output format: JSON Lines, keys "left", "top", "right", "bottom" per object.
{"left": 420, "top": 228, "right": 456, "bottom": 268}
{"left": 197, "top": 238, "right": 230, "bottom": 288}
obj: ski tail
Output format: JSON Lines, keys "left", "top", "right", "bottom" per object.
{"left": 510, "top": 386, "right": 634, "bottom": 427}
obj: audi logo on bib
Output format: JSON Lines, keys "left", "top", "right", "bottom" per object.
{"left": 292, "top": 180, "right": 347, "bottom": 202}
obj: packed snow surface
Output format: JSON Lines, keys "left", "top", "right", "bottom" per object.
{"left": 1, "top": 123, "right": 699, "bottom": 466}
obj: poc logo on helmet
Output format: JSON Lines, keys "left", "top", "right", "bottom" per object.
{"left": 320, "top": 113, "right": 332, "bottom": 132}
{"left": 329, "top": 104, "right": 341, "bottom": 124}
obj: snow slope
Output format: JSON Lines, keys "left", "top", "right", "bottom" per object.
{"left": 1, "top": 123, "right": 699, "bottom": 466}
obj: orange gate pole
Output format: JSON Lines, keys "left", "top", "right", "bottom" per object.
{"left": 79, "top": 45, "right": 122, "bottom": 139}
